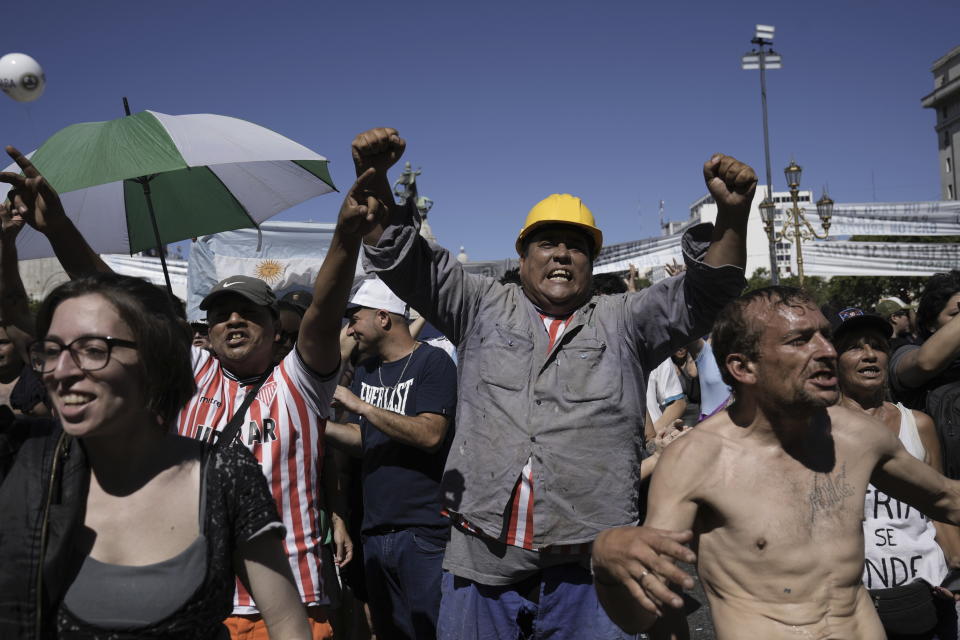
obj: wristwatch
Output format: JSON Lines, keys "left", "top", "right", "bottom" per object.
{"left": 645, "top": 439, "right": 658, "bottom": 456}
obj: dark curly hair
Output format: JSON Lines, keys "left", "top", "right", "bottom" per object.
{"left": 917, "top": 270, "right": 960, "bottom": 339}
{"left": 591, "top": 273, "right": 628, "bottom": 295}
{"left": 35, "top": 273, "right": 196, "bottom": 425}
{"left": 711, "top": 286, "right": 817, "bottom": 389}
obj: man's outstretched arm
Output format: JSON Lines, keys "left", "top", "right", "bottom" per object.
{"left": 351, "top": 127, "right": 405, "bottom": 248}
{"left": 892, "top": 309, "right": 960, "bottom": 389}
{"left": 297, "top": 168, "right": 382, "bottom": 375}
{"left": 625, "top": 155, "right": 753, "bottom": 368}
{"left": 702, "top": 153, "right": 756, "bottom": 270}
{"left": 592, "top": 435, "right": 702, "bottom": 633}
{"left": 0, "top": 200, "right": 34, "bottom": 361}
{"left": 349, "top": 127, "right": 495, "bottom": 346}
{"left": 872, "top": 420, "right": 960, "bottom": 526}
{"left": 0, "top": 146, "right": 112, "bottom": 279}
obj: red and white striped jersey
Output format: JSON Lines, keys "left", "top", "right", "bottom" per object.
{"left": 177, "top": 346, "right": 336, "bottom": 614}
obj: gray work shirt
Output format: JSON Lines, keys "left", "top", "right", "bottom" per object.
{"left": 364, "top": 211, "right": 744, "bottom": 549}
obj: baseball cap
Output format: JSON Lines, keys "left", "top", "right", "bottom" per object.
{"left": 875, "top": 297, "right": 910, "bottom": 319}
{"left": 279, "top": 289, "right": 313, "bottom": 315}
{"left": 200, "top": 275, "right": 278, "bottom": 312}
{"left": 345, "top": 277, "right": 408, "bottom": 317}
{"left": 828, "top": 307, "right": 890, "bottom": 344}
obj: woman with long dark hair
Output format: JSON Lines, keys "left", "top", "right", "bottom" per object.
{"left": 0, "top": 273, "right": 310, "bottom": 639}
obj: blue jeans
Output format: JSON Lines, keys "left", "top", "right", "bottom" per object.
{"left": 362, "top": 527, "right": 446, "bottom": 640}
{"left": 438, "top": 564, "right": 638, "bottom": 640}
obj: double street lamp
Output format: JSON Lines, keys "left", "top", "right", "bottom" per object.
{"left": 761, "top": 159, "right": 835, "bottom": 287}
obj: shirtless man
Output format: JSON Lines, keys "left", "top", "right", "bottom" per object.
{"left": 592, "top": 286, "right": 960, "bottom": 639}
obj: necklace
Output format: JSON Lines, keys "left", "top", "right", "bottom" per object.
{"left": 378, "top": 342, "right": 420, "bottom": 391}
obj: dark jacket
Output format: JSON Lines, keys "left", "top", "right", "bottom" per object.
{"left": 0, "top": 414, "right": 90, "bottom": 640}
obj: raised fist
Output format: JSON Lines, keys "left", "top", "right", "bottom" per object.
{"left": 351, "top": 128, "right": 406, "bottom": 177}
{"left": 703, "top": 154, "right": 757, "bottom": 219}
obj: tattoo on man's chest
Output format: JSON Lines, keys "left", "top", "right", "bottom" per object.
{"left": 808, "top": 462, "right": 855, "bottom": 522}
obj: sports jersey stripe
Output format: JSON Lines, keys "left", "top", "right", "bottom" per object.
{"left": 178, "top": 357, "right": 210, "bottom": 437}
{"left": 188, "top": 350, "right": 219, "bottom": 435}
{"left": 178, "top": 374, "right": 205, "bottom": 438}
{"left": 280, "top": 387, "right": 314, "bottom": 598}
{"left": 546, "top": 318, "right": 564, "bottom": 350}
{"left": 195, "top": 350, "right": 216, "bottom": 378}
{"left": 278, "top": 360, "right": 321, "bottom": 600}
{"left": 267, "top": 368, "right": 314, "bottom": 601}
{"left": 522, "top": 462, "right": 535, "bottom": 548}
{"left": 197, "top": 373, "right": 226, "bottom": 441}
{"left": 183, "top": 360, "right": 230, "bottom": 441}
{"left": 281, "top": 360, "right": 322, "bottom": 521}
{"left": 504, "top": 471, "right": 523, "bottom": 546}
{"left": 280, "top": 363, "right": 325, "bottom": 599}
{"left": 209, "top": 375, "right": 234, "bottom": 441}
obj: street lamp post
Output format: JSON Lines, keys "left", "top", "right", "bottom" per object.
{"left": 742, "top": 24, "right": 782, "bottom": 284}
{"left": 762, "top": 159, "right": 834, "bottom": 288}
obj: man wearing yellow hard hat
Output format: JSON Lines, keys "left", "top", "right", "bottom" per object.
{"left": 345, "top": 127, "right": 756, "bottom": 639}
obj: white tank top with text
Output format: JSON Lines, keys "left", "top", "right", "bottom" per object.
{"left": 862, "top": 403, "right": 948, "bottom": 589}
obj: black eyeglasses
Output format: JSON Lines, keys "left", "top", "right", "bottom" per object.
{"left": 29, "top": 336, "right": 138, "bottom": 374}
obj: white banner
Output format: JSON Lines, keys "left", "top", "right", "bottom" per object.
{"left": 805, "top": 200, "right": 960, "bottom": 236}
{"left": 594, "top": 234, "right": 960, "bottom": 278}
{"left": 593, "top": 234, "right": 683, "bottom": 274}
{"left": 804, "top": 241, "right": 960, "bottom": 276}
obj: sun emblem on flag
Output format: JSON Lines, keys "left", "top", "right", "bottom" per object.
{"left": 254, "top": 259, "right": 285, "bottom": 284}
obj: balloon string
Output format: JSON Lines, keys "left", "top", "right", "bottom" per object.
{"left": 21, "top": 103, "right": 41, "bottom": 149}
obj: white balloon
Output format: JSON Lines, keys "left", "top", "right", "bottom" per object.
{"left": 0, "top": 53, "right": 45, "bottom": 103}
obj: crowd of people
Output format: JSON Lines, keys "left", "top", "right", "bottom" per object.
{"left": 2, "top": 126, "right": 960, "bottom": 640}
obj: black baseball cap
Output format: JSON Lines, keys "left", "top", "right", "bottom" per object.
{"left": 279, "top": 289, "right": 313, "bottom": 314}
{"left": 828, "top": 307, "right": 890, "bottom": 344}
{"left": 200, "top": 275, "right": 278, "bottom": 312}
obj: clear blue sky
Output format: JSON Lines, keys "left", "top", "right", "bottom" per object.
{"left": 3, "top": 0, "right": 958, "bottom": 260}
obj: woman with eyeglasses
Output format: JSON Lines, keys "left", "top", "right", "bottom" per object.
{"left": 0, "top": 273, "right": 310, "bottom": 639}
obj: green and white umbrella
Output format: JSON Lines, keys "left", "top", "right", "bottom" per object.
{"left": 6, "top": 110, "right": 336, "bottom": 289}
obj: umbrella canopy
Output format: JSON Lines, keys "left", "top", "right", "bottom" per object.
{"left": 5, "top": 110, "right": 337, "bottom": 260}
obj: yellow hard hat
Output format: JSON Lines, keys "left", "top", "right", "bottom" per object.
{"left": 515, "top": 194, "right": 603, "bottom": 257}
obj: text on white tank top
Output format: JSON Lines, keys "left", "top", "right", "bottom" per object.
{"left": 862, "top": 402, "right": 948, "bottom": 589}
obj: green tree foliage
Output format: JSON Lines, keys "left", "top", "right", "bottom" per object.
{"left": 744, "top": 268, "right": 926, "bottom": 312}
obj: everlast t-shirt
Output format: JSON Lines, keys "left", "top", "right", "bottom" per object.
{"left": 350, "top": 343, "right": 457, "bottom": 532}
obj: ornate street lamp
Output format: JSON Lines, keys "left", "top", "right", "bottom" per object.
{"left": 784, "top": 160, "right": 802, "bottom": 189}
{"left": 759, "top": 199, "right": 778, "bottom": 275}
{"left": 762, "top": 159, "right": 831, "bottom": 287}
{"left": 816, "top": 192, "right": 834, "bottom": 233}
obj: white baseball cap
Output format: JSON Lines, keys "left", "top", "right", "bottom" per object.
{"left": 345, "top": 277, "right": 408, "bottom": 317}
